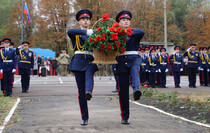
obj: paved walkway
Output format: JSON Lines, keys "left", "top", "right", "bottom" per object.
{"left": 3, "top": 76, "right": 210, "bottom": 133}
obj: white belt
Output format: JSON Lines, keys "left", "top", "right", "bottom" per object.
{"left": 160, "top": 63, "right": 167, "bottom": 65}
{"left": 75, "top": 51, "right": 93, "bottom": 56}
{"left": 3, "top": 60, "right": 13, "bottom": 63}
{"left": 202, "top": 62, "right": 206, "bottom": 64}
{"left": 142, "top": 63, "right": 146, "bottom": 66}
{"left": 119, "top": 51, "right": 138, "bottom": 56}
{"left": 151, "top": 64, "right": 156, "bottom": 66}
{"left": 174, "top": 62, "right": 181, "bottom": 64}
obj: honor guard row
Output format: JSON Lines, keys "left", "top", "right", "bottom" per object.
{"left": 0, "top": 38, "right": 34, "bottom": 96}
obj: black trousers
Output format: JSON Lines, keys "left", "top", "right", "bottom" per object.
{"left": 188, "top": 67, "right": 197, "bottom": 87}
{"left": 19, "top": 68, "right": 31, "bottom": 92}
{"left": 3, "top": 70, "right": 13, "bottom": 95}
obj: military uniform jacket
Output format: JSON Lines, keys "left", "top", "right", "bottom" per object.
{"left": 0, "top": 48, "right": 16, "bottom": 71}
{"left": 208, "top": 53, "right": 210, "bottom": 69}
{"left": 148, "top": 55, "right": 158, "bottom": 73}
{"left": 116, "top": 29, "right": 144, "bottom": 74}
{"left": 169, "top": 53, "right": 183, "bottom": 72}
{"left": 158, "top": 54, "right": 169, "bottom": 71}
{"left": 140, "top": 55, "right": 148, "bottom": 72}
{"left": 200, "top": 54, "right": 209, "bottom": 70}
{"left": 67, "top": 28, "right": 98, "bottom": 72}
{"left": 183, "top": 51, "right": 200, "bottom": 68}
{"left": 16, "top": 48, "right": 34, "bottom": 69}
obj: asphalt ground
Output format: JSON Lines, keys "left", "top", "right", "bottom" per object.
{"left": 3, "top": 75, "right": 210, "bottom": 133}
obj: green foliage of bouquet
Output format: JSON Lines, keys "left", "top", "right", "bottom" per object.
{"left": 84, "top": 14, "right": 132, "bottom": 54}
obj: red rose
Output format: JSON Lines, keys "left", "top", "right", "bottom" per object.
{"left": 111, "top": 33, "right": 118, "bottom": 41}
{"left": 126, "top": 27, "right": 133, "bottom": 36}
{"left": 102, "top": 14, "right": 109, "bottom": 21}
{"left": 121, "top": 29, "right": 126, "bottom": 35}
{"left": 96, "top": 36, "right": 101, "bottom": 42}
{"left": 120, "top": 48, "right": 125, "bottom": 54}
{"left": 97, "top": 27, "right": 102, "bottom": 31}
{"left": 116, "top": 41, "right": 121, "bottom": 48}
{"left": 116, "top": 27, "right": 122, "bottom": 33}
{"left": 123, "top": 39, "right": 127, "bottom": 43}
{"left": 100, "top": 44, "right": 105, "bottom": 50}
{"left": 108, "top": 27, "right": 116, "bottom": 32}
{"left": 89, "top": 37, "right": 94, "bottom": 43}
{"left": 113, "top": 45, "right": 116, "bottom": 50}
{"left": 101, "top": 33, "right": 106, "bottom": 40}
{"left": 112, "top": 23, "right": 119, "bottom": 27}
{"left": 107, "top": 44, "right": 112, "bottom": 50}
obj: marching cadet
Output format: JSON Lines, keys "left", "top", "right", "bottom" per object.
{"left": 183, "top": 44, "right": 200, "bottom": 88}
{"left": 139, "top": 48, "right": 148, "bottom": 85}
{"left": 158, "top": 48, "right": 169, "bottom": 88}
{"left": 9, "top": 42, "right": 16, "bottom": 91}
{"left": 115, "top": 10, "right": 144, "bottom": 124}
{"left": 156, "top": 45, "right": 163, "bottom": 87}
{"left": 169, "top": 46, "right": 183, "bottom": 88}
{"left": 148, "top": 49, "right": 158, "bottom": 88}
{"left": 0, "top": 38, "right": 16, "bottom": 97}
{"left": 67, "top": 9, "right": 98, "bottom": 125}
{"left": 0, "top": 40, "right": 5, "bottom": 93}
{"left": 200, "top": 47, "right": 208, "bottom": 86}
{"left": 198, "top": 47, "right": 204, "bottom": 86}
{"left": 16, "top": 41, "right": 34, "bottom": 93}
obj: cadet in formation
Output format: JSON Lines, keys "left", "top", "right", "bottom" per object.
{"left": 16, "top": 41, "right": 34, "bottom": 93}
{"left": 183, "top": 44, "right": 200, "bottom": 88}
{"left": 0, "top": 38, "right": 16, "bottom": 96}
{"left": 200, "top": 47, "right": 209, "bottom": 86}
{"left": 67, "top": 9, "right": 98, "bottom": 125}
{"left": 169, "top": 46, "right": 183, "bottom": 88}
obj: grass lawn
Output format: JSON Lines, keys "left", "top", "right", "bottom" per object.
{"left": 0, "top": 92, "right": 17, "bottom": 125}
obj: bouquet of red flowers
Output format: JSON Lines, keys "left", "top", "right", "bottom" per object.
{"left": 85, "top": 14, "right": 132, "bottom": 55}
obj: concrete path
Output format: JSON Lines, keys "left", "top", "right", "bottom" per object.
{"left": 3, "top": 76, "right": 210, "bottom": 133}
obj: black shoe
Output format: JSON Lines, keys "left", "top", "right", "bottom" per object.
{"left": 162, "top": 86, "right": 168, "bottom": 88}
{"left": 121, "top": 119, "right": 129, "bottom": 125}
{"left": 178, "top": 86, "right": 181, "bottom": 88}
{"left": 25, "top": 90, "right": 29, "bottom": 93}
{"left": 189, "top": 86, "right": 193, "bottom": 88}
{"left": 3, "top": 94, "right": 8, "bottom": 97}
{"left": 175, "top": 86, "right": 179, "bottom": 88}
{"left": 81, "top": 120, "right": 88, "bottom": 125}
{"left": 193, "top": 86, "right": 197, "bottom": 88}
{"left": 85, "top": 91, "right": 92, "bottom": 101}
{"left": 112, "top": 89, "right": 118, "bottom": 93}
{"left": 22, "top": 91, "right": 26, "bottom": 93}
{"left": 8, "top": 94, "right": 12, "bottom": 97}
{"left": 133, "top": 90, "right": 142, "bottom": 101}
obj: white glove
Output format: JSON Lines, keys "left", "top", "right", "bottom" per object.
{"left": 208, "top": 69, "right": 210, "bottom": 72}
{"left": 172, "top": 52, "right": 176, "bottom": 55}
{"left": 200, "top": 68, "right": 204, "bottom": 71}
{"left": 165, "top": 69, "right": 169, "bottom": 72}
{"left": 145, "top": 69, "right": 148, "bottom": 72}
{"left": 158, "top": 69, "right": 161, "bottom": 72}
{"left": 87, "top": 29, "right": 93, "bottom": 36}
{"left": 0, "top": 69, "right": 3, "bottom": 73}
{"left": 148, "top": 70, "right": 150, "bottom": 73}
{"left": 180, "top": 68, "right": 183, "bottom": 71}
{"left": 18, "top": 45, "right": 23, "bottom": 49}
{"left": 156, "top": 70, "right": 158, "bottom": 72}
{"left": 186, "top": 47, "right": 191, "bottom": 52}
{"left": 198, "top": 67, "right": 201, "bottom": 70}
{"left": 12, "top": 69, "right": 16, "bottom": 73}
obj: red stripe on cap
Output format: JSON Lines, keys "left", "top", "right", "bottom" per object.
{"left": 79, "top": 13, "right": 90, "bottom": 19}
{"left": 119, "top": 14, "right": 130, "bottom": 21}
{"left": 4, "top": 40, "right": 10, "bottom": 43}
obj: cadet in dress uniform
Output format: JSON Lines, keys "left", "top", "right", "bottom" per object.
{"left": 16, "top": 41, "right": 34, "bottom": 93}
{"left": 0, "top": 40, "right": 5, "bottom": 93}
{"left": 158, "top": 48, "right": 169, "bottom": 88}
{"left": 169, "top": 46, "right": 183, "bottom": 88}
{"left": 198, "top": 47, "right": 204, "bottom": 86}
{"left": 148, "top": 49, "right": 158, "bottom": 88}
{"left": 67, "top": 9, "right": 98, "bottom": 125}
{"left": 0, "top": 38, "right": 16, "bottom": 96}
{"left": 9, "top": 42, "right": 16, "bottom": 91}
{"left": 115, "top": 10, "right": 144, "bottom": 124}
{"left": 139, "top": 48, "right": 148, "bottom": 85}
{"left": 183, "top": 44, "right": 200, "bottom": 88}
{"left": 200, "top": 47, "right": 209, "bottom": 86}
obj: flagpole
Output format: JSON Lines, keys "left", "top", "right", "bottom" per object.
{"left": 21, "top": 0, "right": 24, "bottom": 42}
